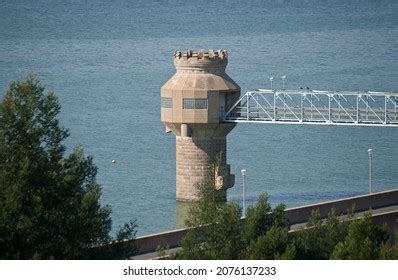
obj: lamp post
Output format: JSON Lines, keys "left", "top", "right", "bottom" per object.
{"left": 281, "top": 75, "right": 286, "bottom": 90}
{"left": 270, "top": 76, "right": 274, "bottom": 91}
{"left": 241, "top": 169, "right": 246, "bottom": 218}
{"left": 368, "top": 149, "right": 372, "bottom": 193}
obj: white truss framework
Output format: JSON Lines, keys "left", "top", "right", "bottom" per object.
{"left": 223, "top": 89, "right": 398, "bottom": 127}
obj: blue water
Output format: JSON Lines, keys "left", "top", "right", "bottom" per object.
{"left": 1, "top": 0, "right": 397, "bottom": 235}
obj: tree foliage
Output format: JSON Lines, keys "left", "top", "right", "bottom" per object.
{"left": 176, "top": 162, "right": 242, "bottom": 259}
{"left": 240, "top": 194, "right": 293, "bottom": 260}
{"left": 0, "top": 75, "right": 136, "bottom": 259}
{"left": 174, "top": 160, "right": 396, "bottom": 260}
{"left": 242, "top": 194, "right": 289, "bottom": 245}
{"left": 330, "top": 213, "right": 392, "bottom": 260}
{"left": 88, "top": 219, "right": 138, "bottom": 260}
{"left": 176, "top": 163, "right": 293, "bottom": 260}
{"left": 294, "top": 209, "right": 349, "bottom": 259}
{"left": 246, "top": 226, "right": 296, "bottom": 260}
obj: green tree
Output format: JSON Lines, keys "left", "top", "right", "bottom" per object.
{"left": 172, "top": 160, "right": 396, "bottom": 260}
{"left": 176, "top": 163, "right": 242, "bottom": 259}
{"left": 0, "top": 75, "right": 135, "bottom": 259}
{"left": 294, "top": 209, "right": 348, "bottom": 260}
{"left": 88, "top": 219, "right": 138, "bottom": 260}
{"left": 241, "top": 194, "right": 289, "bottom": 245}
{"left": 330, "top": 212, "right": 390, "bottom": 260}
{"left": 379, "top": 241, "right": 398, "bottom": 260}
{"left": 242, "top": 194, "right": 293, "bottom": 259}
{"left": 176, "top": 163, "right": 296, "bottom": 260}
{"left": 246, "top": 225, "right": 296, "bottom": 260}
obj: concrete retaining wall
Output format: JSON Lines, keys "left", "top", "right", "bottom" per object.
{"left": 285, "top": 189, "right": 398, "bottom": 224}
{"left": 133, "top": 227, "right": 188, "bottom": 254}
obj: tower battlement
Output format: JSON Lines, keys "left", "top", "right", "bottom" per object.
{"left": 173, "top": 49, "right": 228, "bottom": 71}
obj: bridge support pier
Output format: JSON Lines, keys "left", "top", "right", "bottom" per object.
{"left": 176, "top": 135, "right": 233, "bottom": 200}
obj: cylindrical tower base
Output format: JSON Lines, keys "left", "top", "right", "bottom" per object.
{"left": 176, "top": 136, "right": 234, "bottom": 201}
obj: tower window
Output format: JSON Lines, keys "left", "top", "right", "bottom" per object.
{"left": 183, "top": 98, "right": 208, "bottom": 109}
{"left": 161, "top": 97, "right": 173, "bottom": 108}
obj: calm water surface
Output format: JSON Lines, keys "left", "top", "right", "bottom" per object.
{"left": 1, "top": 0, "right": 397, "bottom": 234}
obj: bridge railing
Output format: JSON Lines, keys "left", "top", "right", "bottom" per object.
{"left": 224, "top": 89, "right": 398, "bottom": 126}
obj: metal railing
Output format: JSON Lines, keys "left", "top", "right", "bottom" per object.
{"left": 223, "top": 89, "right": 398, "bottom": 127}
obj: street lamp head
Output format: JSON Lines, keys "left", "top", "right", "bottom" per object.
{"left": 241, "top": 169, "right": 246, "bottom": 176}
{"left": 281, "top": 75, "right": 286, "bottom": 79}
{"left": 269, "top": 76, "right": 274, "bottom": 81}
{"left": 368, "top": 148, "right": 373, "bottom": 155}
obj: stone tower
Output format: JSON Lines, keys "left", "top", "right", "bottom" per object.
{"left": 161, "top": 49, "right": 240, "bottom": 201}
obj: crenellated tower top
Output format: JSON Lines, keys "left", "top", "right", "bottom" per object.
{"left": 173, "top": 49, "right": 228, "bottom": 73}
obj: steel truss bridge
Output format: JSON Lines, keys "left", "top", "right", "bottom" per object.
{"left": 223, "top": 89, "right": 398, "bottom": 127}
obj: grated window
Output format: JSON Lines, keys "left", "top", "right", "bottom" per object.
{"left": 161, "top": 97, "right": 173, "bottom": 108}
{"left": 183, "top": 98, "right": 208, "bottom": 109}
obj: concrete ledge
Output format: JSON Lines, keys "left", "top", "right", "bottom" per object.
{"left": 285, "top": 189, "right": 398, "bottom": 224}
{"left": 134, "top": 227, "right": 189, "bottom": 254}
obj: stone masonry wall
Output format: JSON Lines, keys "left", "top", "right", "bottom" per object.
{"left": 176, "top": 136, "right": 227, "bottom": 201}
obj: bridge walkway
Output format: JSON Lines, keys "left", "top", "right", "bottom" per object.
{"left": 223, "top": 89, "right": 398, "bottom": 127}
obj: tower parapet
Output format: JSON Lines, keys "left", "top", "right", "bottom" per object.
{"left": 173, "top": 49, "right": 228, "bottom": 73}
{"left": 161, "top": 49, "right": 240, "bottom": 201}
